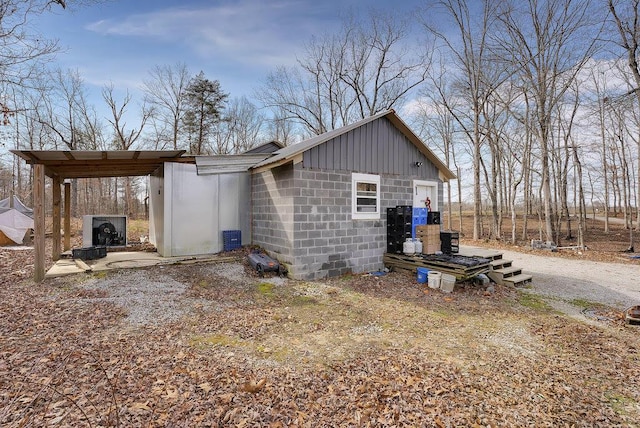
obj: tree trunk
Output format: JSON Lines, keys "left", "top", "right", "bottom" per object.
{"left": 473, "top": 106, "right": 482, "bottom": 240}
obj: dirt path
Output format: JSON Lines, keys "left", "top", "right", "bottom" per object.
{"left": 466, "top": 245, "right": 640, "bottom": 310}
{"left": 592, "top": 215, "right": 633, "bottom": 225}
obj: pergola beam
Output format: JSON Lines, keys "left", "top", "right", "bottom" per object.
{"left": 34, "top": 165, "right": 45, "bottom": 282}
{"left": 52, "top": 175, "right": 61, "bottom": 261}
{"left": 64, "top": 181, "right": 71, "bottom": 251}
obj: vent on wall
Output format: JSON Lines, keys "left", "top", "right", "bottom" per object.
{"left": 83, "top": 215, "right": 127, "bottom": 247}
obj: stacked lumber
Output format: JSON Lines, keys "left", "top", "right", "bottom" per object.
{"left": 383, "top": 252, "right": 491, "bottom": 280}
{"left": 415, "top": 225, "right": 441, "bottom": 254}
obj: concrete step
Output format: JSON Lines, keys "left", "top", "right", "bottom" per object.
{"left": 503, "top": 273, "right": 533, "bottom": 287}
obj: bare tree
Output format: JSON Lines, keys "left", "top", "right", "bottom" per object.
{"left": 424, "top": 0, "right": 507, "bottom": 240}
{"left": 265, "top": 106, "right": 295, "bottom": 145}
{"left": 143, "top": 63, "right": 190, "bottom": 150}
{"left": 0, "top": 1, "right": 104, "bottom": 117}
{"left": 37, "top": 68, "right": 93, "bottom": 150}
{"left": 258, "top": 9, "right": 430, "bottom": 135}
{"left": 495, "top": 0, "right": 602, "bottom": 243}
{"left": 0, "top": 0, "right": 64, "bottom": 89}
{"left": 587, "top": 65, "right": 612, "bottom": 232}
{"left": 225, "top": 96, "right": 265, "bottom": 153}
{"left": 33, "top": 69, "right": 107, "bottom": 214}
{"left": 103, "top": 84, "right": 152, "bottom": 215}
{"left": 609, "top": 0, "right": 640, "bottom": 244}
{"left": 103, "top": 84, "right": 151, "bottom": 151}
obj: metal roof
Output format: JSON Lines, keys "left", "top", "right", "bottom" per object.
{"left": 250, "top": 110, "right": 457, "bottom": 181}
{"left": 10, "top": 150, "right": 192, "bottom": 179}
{"left": 243, "top": 140, "right": 285, "bottom": 154}
{"left": 195, "top": 154, "right": 271, "bottom": 174}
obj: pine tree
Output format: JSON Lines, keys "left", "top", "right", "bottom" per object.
{"left": 182, "top": 71, "right": 227, "bottom": 154}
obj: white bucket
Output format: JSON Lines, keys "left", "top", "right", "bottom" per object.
{"left": 428, "top": 271, "right": 441, "bottom": 289}
{"left": 440, "top": 273, "right": 456, "bottom": 293}
{"left": 403, "top": 238, "right": 415, "bottom": 255}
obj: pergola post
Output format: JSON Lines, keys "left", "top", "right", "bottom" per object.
{"left": 52, "top": 175, "right": 61, "bottom": 261}
{"left": 64, "top": 181, "right": 71, "bottom": 251}
{"left": 34, "top": 164, "right": 46, "bottom": 282}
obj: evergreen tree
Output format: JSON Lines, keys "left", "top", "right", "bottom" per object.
{"left": 182, "top": 71, "right": 227, "bottom": 154}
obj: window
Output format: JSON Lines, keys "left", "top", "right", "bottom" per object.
{"left": 352, "top": 173, "right": 380, "bottom": 220}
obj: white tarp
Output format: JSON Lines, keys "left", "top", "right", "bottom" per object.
{"left": 0, "top": 208, "right": 34, "bottom": 244}
{"left": 0, "top": 196, "right": 33, "bottom": 217}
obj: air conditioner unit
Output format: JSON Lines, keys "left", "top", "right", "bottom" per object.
{"left": 82, "top": 215, "right": 127, "bottom": 247}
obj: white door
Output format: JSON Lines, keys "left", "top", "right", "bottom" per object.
{"left": 412, "top": 180, "right": 438, "bottom": 211}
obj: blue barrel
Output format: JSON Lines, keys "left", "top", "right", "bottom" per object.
{"left": 416, "top": 267, "right": 430, "bottom": 283}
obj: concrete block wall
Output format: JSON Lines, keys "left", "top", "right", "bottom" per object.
{"left": 251, "top": 164, "right": 295, "bottom": 265}
{"left": 252, "top": 163, "right": 441, "bottom": 280}
{"left": 290, "top": 165, "right": 416, "bottom": 280}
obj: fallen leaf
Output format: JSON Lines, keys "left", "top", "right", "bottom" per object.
{"left": 241, "top": 377, "right": 267, "bottom": 393}
{"left": 198, "top": 382, "right": 213, "bottom": 393}
{"left": 131, "top": 402, "right": 152, "bottom": 412}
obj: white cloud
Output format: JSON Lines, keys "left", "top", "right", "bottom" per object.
{"left": 85, "top": 0, "right": 332, "bottom": 68}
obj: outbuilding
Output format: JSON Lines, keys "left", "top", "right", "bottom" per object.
{"left": 249, "top": 110, "right": 456, "bottom": 279}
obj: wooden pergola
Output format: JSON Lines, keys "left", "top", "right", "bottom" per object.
{"left": 10, "top": 149, "right": 194, "bottom": 281}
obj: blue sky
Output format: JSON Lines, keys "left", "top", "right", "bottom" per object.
{"left": 35, "top": 0, "right": 426, "bottom": 104}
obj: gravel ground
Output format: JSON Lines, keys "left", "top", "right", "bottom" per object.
{"left": 79, "top": 269, "right": 207, "bottom": 326}
{"left": 464, "top": 245, "right": 640, "bottom": 318}
{"left": 56, "top": 247, "right": 640, "bottom": 328}
{"left": 72, "top": 261, "right": 268, "bottom": 327}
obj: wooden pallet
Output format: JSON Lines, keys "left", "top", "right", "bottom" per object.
{"left": 383, "top": 253, "right": 490, "bottom": 280}
{"left": 458, "top": 248, "right": 504, "bottom": 261}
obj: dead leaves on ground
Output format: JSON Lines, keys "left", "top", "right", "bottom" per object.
{"left": 1, "top": 248, "right": 640, "bottom": 426}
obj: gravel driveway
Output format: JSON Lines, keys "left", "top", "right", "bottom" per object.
{"left": 464, "top": 245, "right": 640, "bottom": 312}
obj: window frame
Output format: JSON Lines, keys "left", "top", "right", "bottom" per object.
{"left": 352, "top": 172, "right": 381, "bottom": 220}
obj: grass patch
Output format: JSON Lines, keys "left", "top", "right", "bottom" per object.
{"left": 605, "top": 392, "right": 638, "bottom": 418}
{"left": 92, "top": 271, "right": 108, "bottom": 279}
{"left": 288, "top": 295, "right": 319, "bottom": 306}
{"left": 127, "top": 219, "right": 149, "bottom": 237}
{"left": 189, "top": 334, "right": 242, "bottom": 349}
{"left": 569, "top": 298, "right": 606, "bottom": 309}
{"left": 517, "top": 292, "right": 553, "bottom": 311}
{"left": 429, "top": 307, "right": 459, "bottom": 319}
{"left": 256, "top": 282, "right": 276, "bottom": 297}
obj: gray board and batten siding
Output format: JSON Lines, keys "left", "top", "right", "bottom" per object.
{"left": 252, "top": 111, "right": 454, "bottom": 280}
{"left": 302, "top": 115, "right": 440, "bottom": 180}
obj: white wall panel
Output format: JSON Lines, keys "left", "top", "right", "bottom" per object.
{"left": 168, "top": 162, "right": 218, "bottom": 256}
{"left": 156, "top": 162, "right": 251, "bottom": 257}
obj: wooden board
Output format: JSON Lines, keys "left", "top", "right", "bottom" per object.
{"left": 383, "top": 253, "right": 491, "bottom": 280}
{"left": 0, "top": 230, "right": 16, "bottom": 246}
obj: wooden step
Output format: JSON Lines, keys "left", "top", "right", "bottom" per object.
{"left": 488, "top": 266, "right": 522, "bottom": 284}
{"left": 490, "top": 259, "right": 512, "bottom": 270}
{"left": 458, "top": 248, "right": 504, "bottom": 261}
{"left": 503, "top": 273, "right": 533, "bottom": 287}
